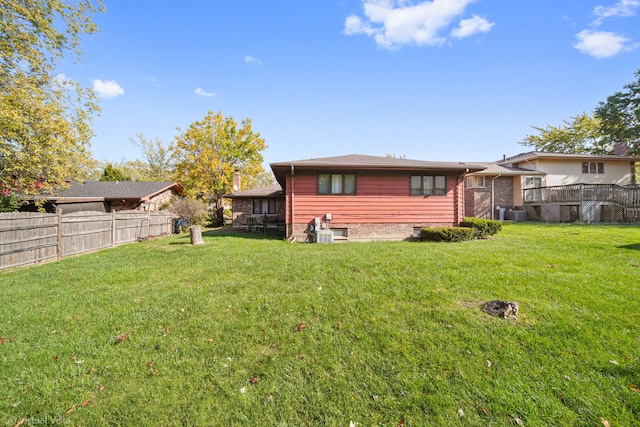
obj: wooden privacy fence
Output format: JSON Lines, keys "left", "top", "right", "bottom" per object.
{"left": 0, "top": 210, "right": 174, "bottom": 271}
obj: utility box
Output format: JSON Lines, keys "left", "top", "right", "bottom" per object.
{"left": 505, "top": 210, "right": 528, "bottom": 222}
{"left": 316, "top": 230, "right": 334, "bottom": 244}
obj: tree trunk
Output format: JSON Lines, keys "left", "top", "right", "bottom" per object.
{"left": 189, "top": 225, "right": 205, "bottom": 245}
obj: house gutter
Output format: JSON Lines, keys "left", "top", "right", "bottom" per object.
{"left": 491, "top": 174, "right": 502, "bottom": 220}
{"left": 289, "top": 164, "right": 295, "bottom": 239}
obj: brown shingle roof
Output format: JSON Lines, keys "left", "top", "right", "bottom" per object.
{"left": 54, "top": 181, "right": 182, "bottom": 201}
{"left": 224, "top": 184, "right": 283, "bottom": 199}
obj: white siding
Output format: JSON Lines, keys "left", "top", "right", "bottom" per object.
{"left": 518, "top": 159, "right": 634, "bottom": 186}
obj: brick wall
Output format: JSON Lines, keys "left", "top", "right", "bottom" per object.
{"left": 465, "top": 176, "right": 515, "bottom": 219}
{"left": 231, "top": 197, "right": 286, "bottom": 226}
{"left": 292, "top": 221, "right": 454, "bottom": 242}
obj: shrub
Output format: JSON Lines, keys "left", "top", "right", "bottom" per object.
{"left": 420, "top": 227, "right": 475, "bottom": 242}
{"left": 167, "top": 196, "right": 210, "bottom": 229}
{"left": 460, "top": 217, "right": 502, "bottom": 238}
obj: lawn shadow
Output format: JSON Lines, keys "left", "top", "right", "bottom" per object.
{"left": 166, "top": 227, "right": 285, "bottom": 245}
{"left": 618, "top": 243, "right": 640, "bottom": 251}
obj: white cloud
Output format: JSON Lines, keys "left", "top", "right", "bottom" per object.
{"left": 343, "top": 0, "right": 493, "bottom": 49}
{"left": 593, "top": 0, "right": 640, "bottom": 25}
{"left": 92, "top": 79, "right": 124, "bottom": 98}
{"left": 195, "top": 87, "right": 216, "bottom": 97}
{"left": 244, "top": 55, "right": 264, "bottom": 66}
{"left": 451, "top": 14, "right": 494, "bottom": 38}
{"left": 573, "top": 30, "right": 633, "bottom": 58}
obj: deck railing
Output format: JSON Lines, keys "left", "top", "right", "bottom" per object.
{"left": 523, "top": 184, "right": 640, "bottom": 207}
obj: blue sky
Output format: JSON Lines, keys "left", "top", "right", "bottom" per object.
{"left": 60, "top": 0, "right": 640, "bottom": 168}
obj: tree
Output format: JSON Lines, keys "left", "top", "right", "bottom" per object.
{"left": 242, "top": 170, "right": 277, "bottom": 190}
{"left": 595, "top": 69, "right": 640, "bottom": 155}
{"left": 521, "top": 69, "right": 640, "bottom": 156}
{"left": 130, "top": 134, "right": 174, "bottom": 181}
{"left": 520, "top": 113, "right": 608, "bottom": 154}
{"left": 0, "top": 0, "right": 104, "bottom": 197}
{"left": 171, "top": 111, "right": 266, "bottom": 224}
{"left": 100, "top": 164, "right": 130, "bottom": 182}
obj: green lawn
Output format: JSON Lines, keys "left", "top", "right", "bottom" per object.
{"left": 1, "top": 223, "right": 639, "bottom": 426}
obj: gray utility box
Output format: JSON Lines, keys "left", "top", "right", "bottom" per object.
{"left": 505, "top": 210, "right": 528, "bottom": 222}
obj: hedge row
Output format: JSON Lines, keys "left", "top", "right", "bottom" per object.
{"left": 420, "top": 227, "right": 476, "bottom": 242}
{"left": 459, "top": 217, "right": 503, "bottom": 238}
{"left": 420, "top": 217, "right": 503, "bottom": 242}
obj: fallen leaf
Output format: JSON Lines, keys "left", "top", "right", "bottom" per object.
{"left": 547, "top": 264, "right": 558, "bottom": 268}
{"left": 63, "top": 404, "right": 77, "bottom": 415}
{"left": 457, "top": 408, "right": 464, "bottom": 417}
{"left": 117, "top": 334, "right": 130, "bottom": 343}
{"left": 82, "top": 400, "right": 91, "bottom": 407}
{"left": 294, "top": 322, "right": 305, "bottom": 332}
{"left": 98, "top": 385, "right": 107, "bottom": 391}
{"left": 629, "top": 384, "right": 640, "bottom": 393}
{"left": 601, "top": 418, "right": 610, "bottom": 427}
{"left": 0, "top": 337, "right": 4, "bottom": 344}
{"left": 147, "top": 360, "right": 155, "bottom": 367}
{"left": 74, "top": 360, "right": 84, "bottom": 365}
{"left": 13, "top": 418, "right": 26, "bottom": 427}
{"left": 239, "top": 387, "right": 247, "bottom": 394}
{"left": 487, "top": 360, "right": 493, "bottom": 368}
{"left": 250, "top": 376, "right": 259, "bottom": 384}
{"left": 609, "top": 360, "right": 618, "bottom": 365}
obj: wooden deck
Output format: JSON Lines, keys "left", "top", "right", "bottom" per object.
{"left": 523, "top": 184, "right": 640, "bottom": 207}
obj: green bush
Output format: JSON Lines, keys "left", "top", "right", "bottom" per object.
{"left": 420, "top": 227, "right": 475, "bottom": 242}
{"left": 460, "top": 217, "right": 503, "bottom": 238}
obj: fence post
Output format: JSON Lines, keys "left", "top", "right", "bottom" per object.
{"left": 111, "top": 210, "right": 117, "bottom": 247}
{"left": 56, "top": 208, "right": 63, "bottom": 259}
{"left": 147, "top": 209, "right": 151, "bottom": 238}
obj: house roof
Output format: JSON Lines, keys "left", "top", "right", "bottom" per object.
{"left": 500, "top": 151, "right": 640, "bottom": 164}
{"left": 224, "top": 184, "right": 284, "bottom": 199}
{"left": 270, "top": 154, "right": 486, "bottom": 187}
{"left": 469, "top": 163, "right": 546, "bottom": 176}
{"left": 51, "top": 181, "right": 183, "bottom": 202}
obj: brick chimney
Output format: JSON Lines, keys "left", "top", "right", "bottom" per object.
{"left": 614, "top": 142, "right": 629, "bottom": 156}
{"left": 233, "top": 171, "right": 241, "bottom": 192}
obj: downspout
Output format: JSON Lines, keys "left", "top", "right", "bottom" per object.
{"left": 491, "top": 174, "right": 502, "bottom": 220}
{"left": 289, "top": 164, "right": 295, "bottom": 239}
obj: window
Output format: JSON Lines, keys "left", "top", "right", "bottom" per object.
{"left": 331, "top": 228, "right": 348, "bottom": 238}
{"left": 466, "top": 176, "right": 473, "bottom": 187}
{"left": 252, "top": 198, "right": 276, "bottom": 214}
{"left": 524, "top": 176, "right": 542, "bottom": 202}
{"left": 318, "top": 174, "right": 356, "bottom": 194}
{"left": 524, "top": 177, "right": 542, "bottom": 188}
{"left": 411, "top": 175, "right": 447, "bottom": 196}
{"left": 477, "top": 176, "right": 485, "bottom": 188}
{"left": 582, "top": 162, "right": 604, "bottom": 174}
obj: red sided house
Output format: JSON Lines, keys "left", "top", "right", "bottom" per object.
{"left": 269, "top": 154, "right": 485, "bottom": 242}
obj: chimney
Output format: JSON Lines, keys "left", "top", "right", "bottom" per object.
{"left": 614, "top": 142, "right": 629, "bottom": 156}
{"left": 233, "top": 171, "right": 241, "bottom": 192}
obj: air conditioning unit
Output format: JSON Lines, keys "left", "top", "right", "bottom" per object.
{"left": 316, "top": 230, "right": 334, "bottom": 244}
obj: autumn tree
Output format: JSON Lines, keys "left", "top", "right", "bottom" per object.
{"left": 130, "top": 134, "right": 174, "bottom": 181}
{"left": 0, "top": 0, "right": 104, "bottom": 201}
{"left": 171, "top": 111, "right": 266, "bottom": 224}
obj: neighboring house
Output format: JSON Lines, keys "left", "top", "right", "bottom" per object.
{"left": 269, "top": 154, "right": 485, "bottom": 242}
{"left": 465, "top": 151, "right": 640, "bottom": 222}
{"left": 25, "top": 181, "right": 183, "bottom": 213}
{"left": 224, "top": 184, "right": 286, "bottom": 227}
